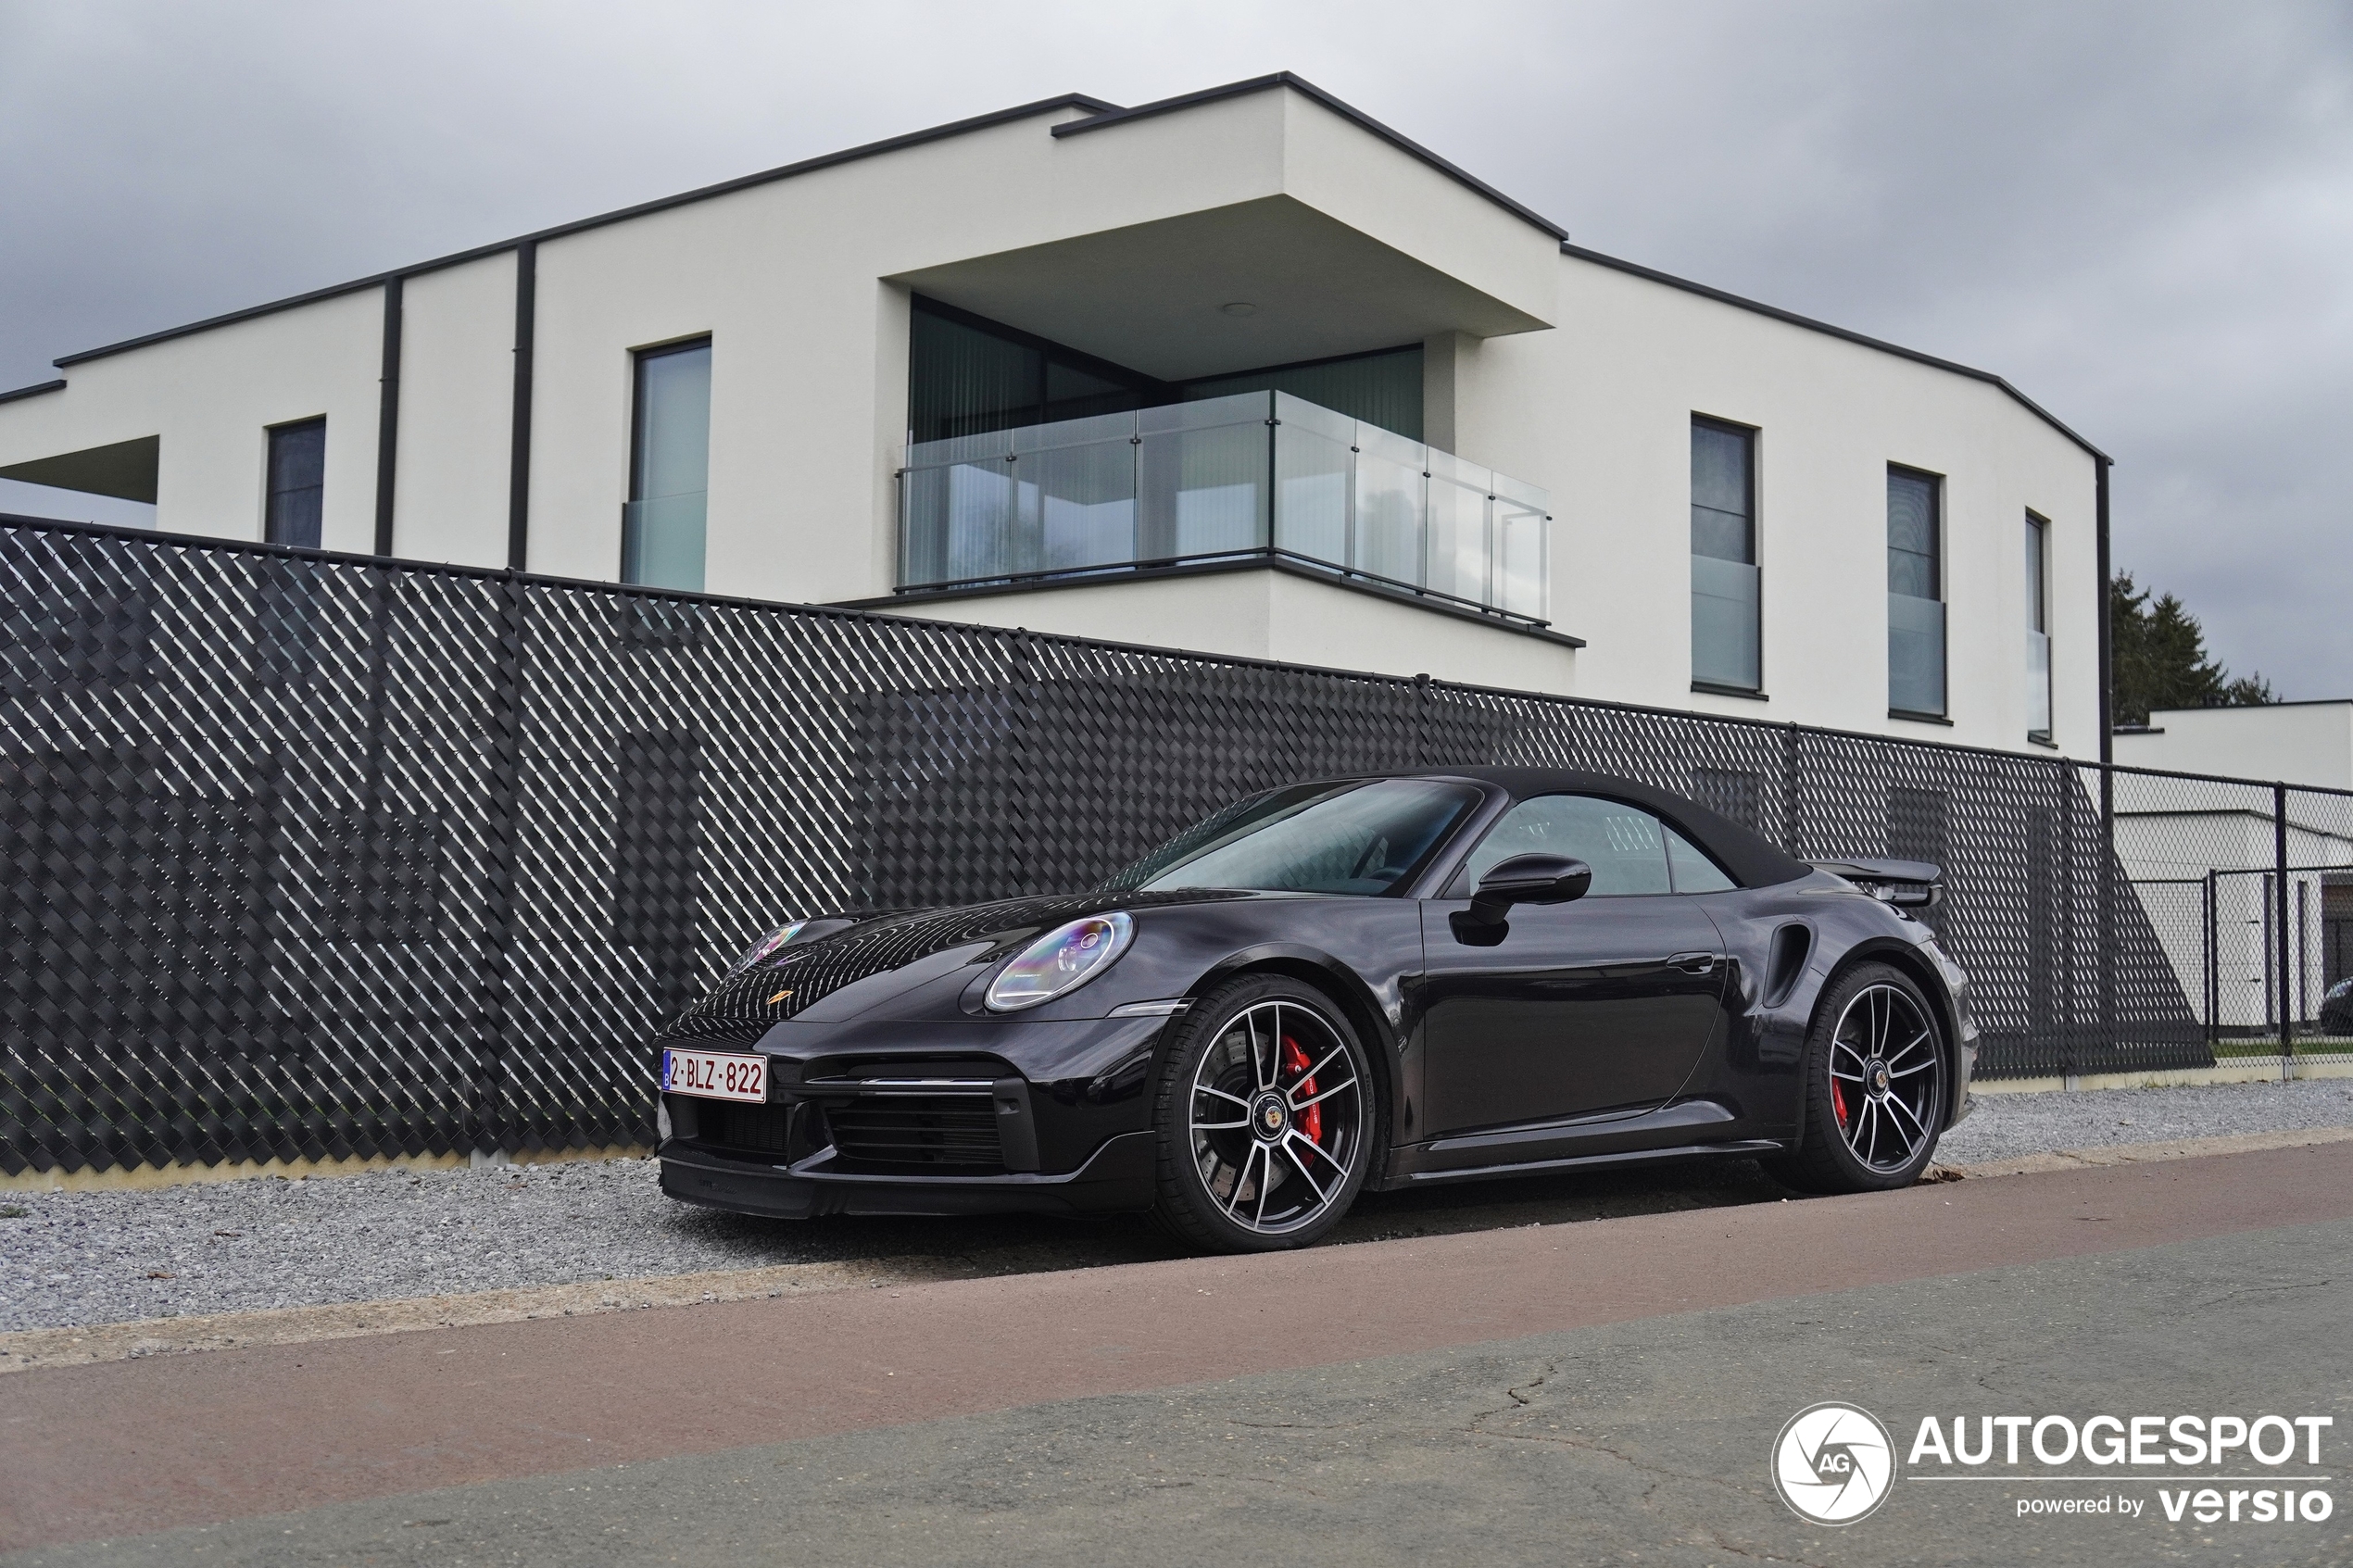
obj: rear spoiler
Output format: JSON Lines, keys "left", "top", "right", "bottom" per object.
{"left": 1808, "top": 858, "right": 1944, "bottom": 909}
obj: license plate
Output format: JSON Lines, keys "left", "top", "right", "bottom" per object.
{"left": 661, "top": 1047, "right": 768, "bottom": 1103}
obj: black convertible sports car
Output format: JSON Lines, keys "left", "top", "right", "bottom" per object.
{"left": 654, "top": 767, "right": 1975, "bottom": 1252}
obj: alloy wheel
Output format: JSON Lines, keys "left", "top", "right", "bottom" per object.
{"left": 1187, "top": 999, "right": 1365, "bottom": 1236}
{"left": 1827, "top": 983, "right": 1942, "bottom": 1172}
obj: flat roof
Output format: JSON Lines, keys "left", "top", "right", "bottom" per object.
{"left": 9, "top": 73, "right": 2103, "bottom": 460}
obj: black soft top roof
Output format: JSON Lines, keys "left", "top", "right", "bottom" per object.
{"left": 1397, "top": 765, "right": 1814, "bottom": 890}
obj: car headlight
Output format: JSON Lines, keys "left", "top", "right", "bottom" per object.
{"left": 985, "top": 912, "right": 1134, "bottom": 1012}
{"left": 724, "top": 921, "right": 807, "bottom": 979}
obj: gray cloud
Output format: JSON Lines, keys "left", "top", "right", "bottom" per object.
{"left": 3, "top": 0, "right": 2346, "bottom": 691}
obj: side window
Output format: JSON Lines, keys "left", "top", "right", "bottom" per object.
{"left": 1665, "top": 827, "right": 1736, "bottom": 893}
{"left": 1464, "top": 795, "right": 1672, "bottom": 897}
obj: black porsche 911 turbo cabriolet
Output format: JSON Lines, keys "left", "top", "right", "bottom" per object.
{"left": 654, "top": 767, "right": 1975, "bottom": 1252}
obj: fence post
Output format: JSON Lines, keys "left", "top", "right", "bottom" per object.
{"left": 474, "top": 571, "right": 527, "bottom": 1155}
{"left": 1780, "top": 722, "right": 1801, "bottom": 854}
{"left": 2096, "top": 760, "right": 2116, "bottom": 1080}
{"left": 2203, "top": 868, "right": 2218, "bottom": 1046}
{"left": 2275, "top": 781, "right": 2293, "bottom": 1081}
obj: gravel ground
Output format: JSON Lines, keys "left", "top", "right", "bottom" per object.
{"left": 5, "top": 1078, "right": 2348, "bottom": 1335}
{"left": 1938, "top": 1076, "right": 2353, "bottom": 1164}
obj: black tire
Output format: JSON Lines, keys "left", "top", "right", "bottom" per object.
{"left": 1767, "top": 961, "right": 1947, "bottom": 1195}
{"left": 1149, "top": 973, "right": 1378, "bottom": 1253}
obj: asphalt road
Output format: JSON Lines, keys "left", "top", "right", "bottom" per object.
{"left": 5, "top": 1144, "right": 2348, "bottom": 1567}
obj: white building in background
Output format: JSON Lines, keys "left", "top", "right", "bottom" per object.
{"left": 0, "top": 74, "right": 2108, "bottom": 755}
{"left": 2114, "top": 701, "right": 2353, "bottom": 794}
{"left": 2111, "top": 702, "right": 2353, "bottom": 1028}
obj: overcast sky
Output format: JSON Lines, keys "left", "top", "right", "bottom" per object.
{"left": 3, "top": 0, "right": 2347, "bottom": 695}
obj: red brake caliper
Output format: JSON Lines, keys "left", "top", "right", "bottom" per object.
{"left": 1280, "top": 1035, "right": 1323, "bottom": 1147}
{"left": 1831, "top": 1079, "right": 1850, "bottom": 1131}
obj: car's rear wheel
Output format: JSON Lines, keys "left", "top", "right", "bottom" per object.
{"left": 1149, "top": 974, "right": 1376, "bottom": 1253}
{"left": 1768, "top": 961, "right": 1946, "bottom": 1194}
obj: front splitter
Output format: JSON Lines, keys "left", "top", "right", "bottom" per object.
{"left": 659, "top": 1130, "right": 1159, "bottom": 1219}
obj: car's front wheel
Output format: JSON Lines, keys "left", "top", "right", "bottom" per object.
{"left": 1149, "top": 974, "right": 1376, "bottom": 1253}
{"left": 1768, "top": 960, "right": 1947, "bottom": 1194}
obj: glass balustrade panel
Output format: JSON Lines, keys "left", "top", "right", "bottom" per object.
{"left": 2025, "top": 628, "right": 2052, "bottom": 736}
{"left": 1271, "top": 393, "right": 1355, "bottom": 571}
{"left": 900, "top": 428, "right": 1015, "bottom": 587}
{"left": 1492, "top": 474, "right": 1549, "bottom": 620}
{"left": 1890, "top": 594, "right": 1947, "bottom": 715}
{"left": 1691, "top": 556, "right": 1761, "bottom": 690}
{"left": 1013, "top": 411, "right": 1139, "bottom": 575}
{"left": 621, "top": 492, "right": 709, "bottom": 593}
{"left": 1138, "top": 394, "right": 1268, "bottom": 561}
{"left": 1353, "top": 422, "right": 1428, "bottom": 588}
{"left": 1425, "top": 449, "right": 1492, "bottom": 606}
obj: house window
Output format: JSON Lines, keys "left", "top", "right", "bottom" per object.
{"left": 1690, "top": 418, "right": 1760, "bottom": 692}
{"left": 623, "top": 339, "right": 711, "bottom": 592}
{"left": 2024, "top": 512, "right": 2052, "bottom": 741}
{"left": 264, "top": 418, "right": 325, "bottom": 549}
{"left": 1887, "top": 465, "right": 1945, "bottom": 717}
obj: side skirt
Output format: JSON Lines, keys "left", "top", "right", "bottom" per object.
{"left": 1385, "top": 1138, "right": 1789, "bottom": 1189}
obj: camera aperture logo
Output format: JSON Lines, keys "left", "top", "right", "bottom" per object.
{"left": 1773, "top": 1402, "right": 1897, "bottom": 1524}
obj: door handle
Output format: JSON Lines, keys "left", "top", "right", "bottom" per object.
{"left": 1667, "top": 951, "right": 1718, "bottom": 975}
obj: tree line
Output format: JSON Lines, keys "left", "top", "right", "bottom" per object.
{"left": 2109, "top": 572, "right": 2275, "bottom": 727}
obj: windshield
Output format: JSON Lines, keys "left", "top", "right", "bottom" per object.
{"left": 1108, "top": 779, "right": 1481, "bottom": 896}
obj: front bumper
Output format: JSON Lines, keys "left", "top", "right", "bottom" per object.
{"left": 654, "top": 1011, "right": 1170, "bottom": 1219}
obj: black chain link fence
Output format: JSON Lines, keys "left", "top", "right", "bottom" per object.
{"left": 7, "top": 516, "right": 2333, "bottom": 1178}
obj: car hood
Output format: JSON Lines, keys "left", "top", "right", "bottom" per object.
{"left": 659, "top": 888, "right": 1245, "bottom": 1041}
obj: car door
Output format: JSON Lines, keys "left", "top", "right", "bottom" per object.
{"left": 1416, "top": 794, "right": 1732, "bottom": 1141}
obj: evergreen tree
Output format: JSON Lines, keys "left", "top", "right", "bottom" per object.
{"left": 2109, "top": 571, "right": 2277, "bottom": 726}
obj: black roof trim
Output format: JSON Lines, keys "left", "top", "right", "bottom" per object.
{"left": 52, "top": 94, "right": 1122, "bottom": 370}
{"left": 1051, "top": 72, "right": 1570, "bottom": 243}
{"left": 0, "top": 379, "right": 66, "bottom": 406}
{"left": 1560, "top": 243, "right": 2108, "bottom": 463}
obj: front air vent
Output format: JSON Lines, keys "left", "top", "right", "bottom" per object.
{"left": 824, "top": 1098, "right": 1003, "bottom": 1172}
{"left": 696, "top": 1101, "right": 794, "bottom": 1157}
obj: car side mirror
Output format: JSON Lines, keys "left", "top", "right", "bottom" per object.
{"left": 1465, "top": 853, "right": 1592, "bottom": 927}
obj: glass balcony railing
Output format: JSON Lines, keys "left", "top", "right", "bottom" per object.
{"left": 895, "top": 391, "right": 1552, "bottom": 625}
{"left": 2025, "top": 627, "right": 2052, "bottom": 737}
{"left": 1889, "top": 592, "right": 1947, "bottom": 717}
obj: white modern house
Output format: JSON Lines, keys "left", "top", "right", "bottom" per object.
{"left": 0, "top": 74, "right": 2108, "bottom": 755}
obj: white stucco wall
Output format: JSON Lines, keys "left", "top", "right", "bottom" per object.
{"left": 1448, "top": 255, "right": 2101, "bottom": 757}
{"left": 390, "top": 254, "right": 516, "bottom": 569}
{"left": 0, "top": 288, "right": 384, "bottom": 552}
{"left": 889, "top": 568, "right": 1579, "bottom": 695}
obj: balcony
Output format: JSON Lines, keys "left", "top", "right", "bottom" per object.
{"left": 894, "top": 391, "right": 1552, "bottom": 629}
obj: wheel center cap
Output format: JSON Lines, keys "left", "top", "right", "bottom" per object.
{"left": 1251, "top": 1091, "right": 1290, "bottom": 1143}
{"left": 1866, "top": 1059, "right": 1891, "bottom": 1096}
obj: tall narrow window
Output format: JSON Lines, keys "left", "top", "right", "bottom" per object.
{"left": 1691, "top": 418, "right": 1760, "bottom": 692}
{"left": 2024, "top": 512, "right": 2052, "bottom": 741}
{"left": 1887, "top": 466, "right": 1945, "bottom": 717}
{"left": 623, "top": 339, "right": 711, "bottom": 592}
{"left": 264, "top": 418, "right": 325, "bottom": 549}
